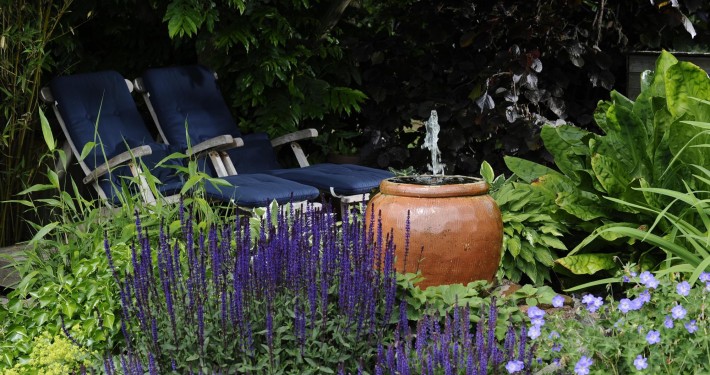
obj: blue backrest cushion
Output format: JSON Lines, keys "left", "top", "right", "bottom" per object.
{"left": 226, "top": 132, "right": 282, "bottom": 173}
{"left": 50, "top": 71, "right": 154, "bottom": 166}
{"left": 141, "top": 65, "right": 241, "bottom": 148}
{"left": 50, "top": 70, "right": 183, "bottom": 198}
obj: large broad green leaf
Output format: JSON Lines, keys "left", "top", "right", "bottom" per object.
{"left": 590, "top": 153, "right": 631, "bottom": 197}
{"left": 665, "top": 62, "right": 710, "bottom": 120}
{"left": 610, "top": 90, "right": 634, "bottom": 111}
{"left": 504, "top": 156, "right": 563, "bottom": 183}
{"left": 606, "top": 104, "right": 651, "bottom": 179}
{"left": 594, "top": 100, "right": 613, "bottom": 134}
{"left": 633, "top": 51, "right": 678, "bottom": 130}
{"left": 648, "top": 50, "right": 679, "bottom": 98}
{"left": 555, "top": 190, "right": 607, "bottom": 221}
{"left": 649, "top": 107, "right": 673, "bottom": 164}
{"left": 540, "top": 125, "right": 593, "bottom": 184}
{"left": 533, "top": 173, "right": 607, "bottom": 221}
{"left": 555, "top": 253, "right": 617, "bottom": 275}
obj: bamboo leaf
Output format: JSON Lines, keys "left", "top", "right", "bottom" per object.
{"left": 16, "top": 184, "right": 56, "bottom": 195}
{"left": 39, "top": 107, "right": 55, "bottom": 151}
{"left": 80, "top": 141, "right": 96, "bottom": 161}
{"left": 29, "top": 222, "right": 59, "bottom": 244}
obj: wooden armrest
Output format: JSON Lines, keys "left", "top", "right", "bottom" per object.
{"left": 271, "top": 128, "right": 319, "bottom": 147}
{"left": 188, "top": 135, "right": 243, "bottom": 157}
{"left": 40, "top": 87, "right": 54, "bottom": 103}
{"left": 133, "top": 78, "right": 146, "bottom": 93}
{"left": 82, "top": 145, "right": 152, "bottom": 185}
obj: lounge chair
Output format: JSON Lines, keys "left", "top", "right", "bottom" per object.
{"left": 41, "top": 70, "right": 320, "bottom": 208}
{"left": 134, "top": 65, "right": 393, "bottom": 208}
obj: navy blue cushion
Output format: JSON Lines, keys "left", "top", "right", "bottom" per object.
{"left": 140, "top": 65, "right": 394, "bottom": 196}
{"left": 50, "top": 71, "right": 186, "bottom": 200}
{"left": 203, "top": 174, "right": 320, "bottom": 206}
{"left": 225, "top": 132, "right": 281, "bottom": 173}
{"left": 50, "top": 71, "right": 154, "bottom": 166}
{"left": 141, "top": 65, "right": 241, "bottom": 147}
{"left": 266, "top": 164, "right": 394, "bottom": 196}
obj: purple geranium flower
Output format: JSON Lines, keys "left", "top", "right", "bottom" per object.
{"left": 664, "top": 316, "right": 674, "bottom": 329}
{"left": 646, "top": 330, "right": 660, "bottom": 345}
{"left": 574, "top": 356, "right": 593, "bottom": 375}
{"left": 618, "top": 298, "right": 632, "bottom": 314}
{"left": 630, "top": 298, "right": 644, "bottom": 311}
{"left": 639, "top": 271, "right": 659, "bottom": 289}
{"left": 676, "top": 281, "right": 691, "bottom": 297}
{"left": 638, "top": 290, "right": 651, "bottom": 303}
{"left": 671, "top": 304, "right": 687, "bottom": 320}
{"left": 581, "top": 294, "right": 604, "bottom": 313}
{"left": 528, "top": 325, "right": 541, "bottom": 340}
{"left": 552, "top": 295, "right": 565, "bottom": 308}
{"left": 685, "top": 320, "right": 698, "bottom": 334}
{"left": 699, "top": 272, "right": 710, "bottom": 283}
{"left": 634, "top": 355, "right": 648, "bottom": 370}
{"left": 527, "top": 306, "right": 546, "bottom": 320}
{"left": 505, "top": 360, "right": 524, "bottom": 374}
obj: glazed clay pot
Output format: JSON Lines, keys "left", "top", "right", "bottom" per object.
{"left": 366, "top": 175, "right": 503, "bottom": 289}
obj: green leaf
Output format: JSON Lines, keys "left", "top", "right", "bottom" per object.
{"left": 480, "top": 160, "right": 495, "bottom": 184}
{"left": 29, "top": 222, "right": 59, "bottom": 244}
{"left": 555, "top": 190, "right": 606, "bottom": 221}
{"left": 180, "top": 175, "right": 204, "bottom": 195}
{"left": 80, "top": 141, "right": 96, "bottom": 160}
{"left": 47, "top": 169, "right": 60, "bottom": 189}
{"left": 665, "top": 62, "right": 710, "bottom": 120}
{"left": 590, "top": 153, "right": 630, "bottom": 197}
{"left": 555, "top": 253, "right": 617, "bottom": 275}
{"left": 504, "top": 156, "right": 562, "bottom": 183}
{"left": 164, "top": 2, "right": 202, "bottom": 38}
{"left": 540, "top": 125, "right": 592, "bottom": 184}
{"left": 506, "top": 237, "right": 521, "bottom": 258}
{"left": 668, "top": 119, "right": 710, "bottom": 167}
{"left": 647, "top": 50, "right": 678, "bottom": 98}
{"left": 599, "top": 226, "right": 702, "bottom": 266}
{"left": 39, "top": 107, "right": 56, "bottom": 151}
{"left": 564, "top": 277, "right": 622, "bottom": 292}
{"left": 16, "top": 184, "right": 55, "bottom": 195}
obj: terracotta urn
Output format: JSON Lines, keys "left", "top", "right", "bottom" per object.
{"left": 366, "top": 175, "right": 503, "bottom": 289}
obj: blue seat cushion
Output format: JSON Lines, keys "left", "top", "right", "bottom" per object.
{"left": 224, "top": 132, "right": 281, "bottom": 174}
{"left": 266, "top": 164, "right": 394, "bottom": 196}
{"left": 203, "top": 174, "right": 320, "bottom": 206}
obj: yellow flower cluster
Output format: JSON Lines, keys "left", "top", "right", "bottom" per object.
{"left": 1, "top": 327, "right": 94, "bottom": 375}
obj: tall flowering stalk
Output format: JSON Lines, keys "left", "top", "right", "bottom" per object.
{"left": 374, "top": 301, "right": 531, "bottom": 374}
{"left": 104, "top": 202, "right": 401, "bottom": 373}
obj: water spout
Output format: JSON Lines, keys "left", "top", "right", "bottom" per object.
{"left": 422, "top": 110, "right": 445, "bottom": 175}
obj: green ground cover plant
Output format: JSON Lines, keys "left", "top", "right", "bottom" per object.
{"left": 531, "top": 271, "right": 710, "bottom": 374}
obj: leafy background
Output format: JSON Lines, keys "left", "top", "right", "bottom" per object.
{"left": 1, "top": 0, "right": 709, "bottom": 247}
